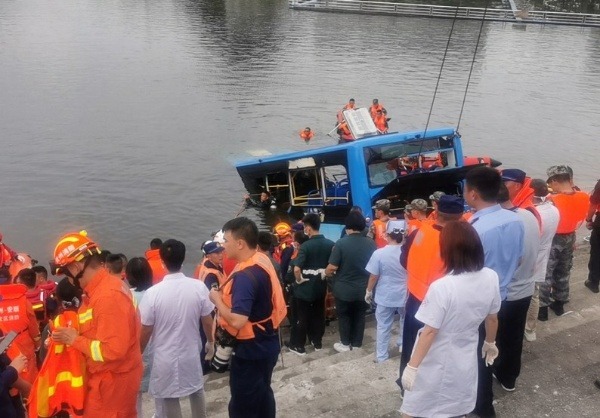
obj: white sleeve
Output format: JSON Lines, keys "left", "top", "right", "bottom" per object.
{"left": 198, "top": 284, "right": 216, "bottom": 317}
{"left": 365, "top": 250, "right": 381, "bottom": 276}
{"left": 415, "top": 280, "right": 447, "bottom": 329}
{"left": 139, "top": 289, "right": 155, "bottom": 327}
{"left": 487, "top": 269, "right": 501, "bottom": 315}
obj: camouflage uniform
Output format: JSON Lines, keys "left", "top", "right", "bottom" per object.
{"left": 539, "top": 232, "right": 576, "bottom": 307}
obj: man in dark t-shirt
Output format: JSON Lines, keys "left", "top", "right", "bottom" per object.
{"left": 288, "top": 214, "right": 334, "bottom": 355}
{"left": 326, "top": 212, "right": 376, "bottom": 352}
{"left": 585, "top": 179, "right": 600, "bottom": 293}
{"left": 209, "top": 217, "right": 280, "bottom": 418}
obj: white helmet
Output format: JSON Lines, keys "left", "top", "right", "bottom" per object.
{"left": 213, "top": 230, "right": 225, "bottom": 244}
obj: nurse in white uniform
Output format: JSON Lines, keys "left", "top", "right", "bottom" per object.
{"left": 401, "top": 221, "right": 501, "bottom": 418}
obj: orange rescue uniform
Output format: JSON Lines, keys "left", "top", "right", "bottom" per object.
{"left": 71, "top": 269, "right": 142, "bottom": 418}
{"left": 550, "top": 191, "right": 590, "bottom": 234}
{"left": 369, "top": 103, "right": 385, "bottom": 119}
{"left": 145, "top": 248, "right": 167, "bottom": 285}
{"left": 406, "top": 223, "right": 446, "bottom": 301}
{"left": 0, "top": 284, "right": 41, "bottom": 386}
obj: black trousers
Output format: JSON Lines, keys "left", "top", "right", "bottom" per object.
{"left": 397, "top": 292, "right": 423, "bottom": 388}
{"left": 289, "top": 296, "right": 326, "bottom": 347}
{"left": 589, "top": 225, "right": 600, "bottom": 285}
{"left": 335, "top": 298, "right": 367, "bottom": 347}
{"left": 494, "top": 296, "right": 532, "bottom": 388}
{"left": 474, "top": 322, "right": 495, "bottom": 417}
{"left": 229, "top": 354, "right": 278, "bottom": 418}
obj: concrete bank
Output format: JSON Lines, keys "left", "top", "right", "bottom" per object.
{"left": 142, "top": 241, "right": 600, "bottom": 417}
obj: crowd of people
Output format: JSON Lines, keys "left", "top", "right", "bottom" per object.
{"left": 0, "top": 164, "right": 598, "bottom": 418}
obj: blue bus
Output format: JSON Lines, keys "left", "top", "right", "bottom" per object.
{"left": 235, "top": 127, "right": 498, "bottom": 238}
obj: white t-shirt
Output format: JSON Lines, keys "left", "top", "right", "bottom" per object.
{"left": 533, "top": 202, "right": 560, "bottom": 283}
{"left": 139, "top": 272, "right": 214, "bottom": 398}
{"left": 365, "top": 244, "right": 407, "bottom": 307}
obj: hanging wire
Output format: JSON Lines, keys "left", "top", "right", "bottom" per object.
{"left": 416, "top": 2, "right": 461, "bottom": 160}
{"left": 456, "top": 0, "right": 492, "bottom": 132}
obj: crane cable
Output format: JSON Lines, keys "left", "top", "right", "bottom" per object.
{"left": 457, "top": 0, "right": 492, "bottom": 132}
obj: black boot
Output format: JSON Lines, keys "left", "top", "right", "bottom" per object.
{"left": 585, "top": 280, "right": 600, "bottom": 294}
{"left": 538, "top": 306, "right": 548, "bottom": 321}
{"left": 549, "top": 301, "right": 565, "bottom": 316}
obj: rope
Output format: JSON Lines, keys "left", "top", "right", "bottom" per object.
{"left": 457, "top": 0, "right": 491, "bottom": 131}
{"left": 416, "top": 2, "right": 461, "bottom": 159}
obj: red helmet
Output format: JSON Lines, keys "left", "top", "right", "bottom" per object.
{"left": 52, "top": 230, "right": 100, "bottom": 273}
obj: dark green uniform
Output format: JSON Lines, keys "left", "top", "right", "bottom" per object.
{"left": 293, "top": 235, "right": 334, "bottom": 301}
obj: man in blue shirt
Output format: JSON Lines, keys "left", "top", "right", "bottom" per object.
{"left": 209, "top": 217, "right": 281, "bottom": 418}
{"left": 464, "top": 166, "right": 524, "bottom": 417}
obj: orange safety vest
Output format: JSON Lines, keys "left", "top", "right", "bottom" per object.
{"left": 372, "top": 219, "right": 388, "bottom": 249}
{"left": 406, "top": 223, "right": 446, "bottom": 301}
{"left": 338, "top": 122, "right": 354, "bottom": 142}
{"left": 550, "top": 191, "right": 590, "bottom": 234}
{"left": 28, "top": 311, "right": 85, "bottom": 418}
{"left": 217, "top": 252, "right": 287, "bottom": 340}
{"left": 407, "top": 218, "right": 431, "bottom": 234}
{"left": 343, "top": 103, "right": 355, "bottom": 110}
{"left": 194, "top": 259, "right": 226, "bottom": 287}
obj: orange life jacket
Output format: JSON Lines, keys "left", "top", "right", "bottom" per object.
{"left": 273, "top": 238, "right": 297, "bottom": 264}
{"left": 406, "top": 223, "right": 445, "bottom": 301}
{"left": 373, "top": 114, "right": 388, "bottom": 133}
{"left": 299, "top": 130, "right": 314, "bottom": 142}
{"left": 407, "top": 218, "right": 431, "bottom": 234}
{"left": 550, "top": 191, "right": 590, "bottom": 234}
{"left": 194, "top": 259, "right": 226, "bottom": 287}
{"left": 28, "top": 311, "right": 85, "bottom": 418}
{"left": 338, "top": 122, "right": 354, "bottom": 142}
{"left": 145, "top": 248, "right": 168, "bottom": 285}
{"left": 372, "top": 219, "right": 388, "bottom": 249}
{"left": 343, "top": 103, "right": 355, "bottom": 110}
{"left": 369, "top": 103, "right": 384, "bottom": 119}
{"left": 513, "top": 177, "right": 542, "bottom": 229}
{"left": 217, "top": 252, "right": 287, "bottom": 340}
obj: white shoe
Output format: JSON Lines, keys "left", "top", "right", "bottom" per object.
{"left": 524, "top": 329, "right": 536, "bottom": 342}
{"left": 333, "top": 342, "right": 351, "bottom": 353}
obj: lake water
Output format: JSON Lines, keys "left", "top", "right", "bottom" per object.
{"left": 1, "top": 0, "right": 599, "bottom": 269}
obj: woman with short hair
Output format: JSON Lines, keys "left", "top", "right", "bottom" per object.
{"left": 400, "top": 221, "right": 500, "bottom": 418}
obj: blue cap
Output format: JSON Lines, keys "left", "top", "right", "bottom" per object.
{"left": 203, "top": 241, "right": 224, "bottom": 255}
{"left": 291, "top": 222, "right": 304, "bottom": 232}
{"left": 437, "top": 195, "right": 464, "bottom": 214}
{"left": 501, "top": 169, "right": 526, "bottom": 184}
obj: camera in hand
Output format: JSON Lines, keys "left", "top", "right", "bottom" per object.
{"left": 211, "top": 326, "right": 237, "bottom": 373}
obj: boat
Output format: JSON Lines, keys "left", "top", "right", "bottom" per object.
{"left": 235, "top": 112, "right": 500, "bottom": 239}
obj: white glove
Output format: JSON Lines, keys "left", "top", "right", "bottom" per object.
{"left": 481, "top": 340, "right": 498, "bottom": 367}
{"left": 16, "top": 255, "right": 26, "bottom": 263}
{"left": 296, "top": 276, "right": 310, "bottom": 285}
{"left": 401, "top": 365, "right": 418, "bottom": 391}
{"left": 320, "top": 270, "right": 328, "bottom": 280}
{"left": 365, "top": 290, "right": 373, "bottom": 304}
{"left": 204, "top": 341, "right": 215, "bottom": 361}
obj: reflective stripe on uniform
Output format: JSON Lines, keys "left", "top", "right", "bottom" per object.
{"left": 47, "top": 371, "right": 84, "bottom": 396}
{"left": 90, "top": 340, "right": 104, "bottom": 362}
{"left": 78, "top": 308, "right": 93, "bottom": 324}
{"left": 54, "top": 344, "right": 64, "bottom": 354}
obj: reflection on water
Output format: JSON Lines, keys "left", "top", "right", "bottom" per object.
{"left": 0, "top": 0, "right": 599, "bottom": 269}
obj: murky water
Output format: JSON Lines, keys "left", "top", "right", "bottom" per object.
{"left": 1, "top": 0, "right": 599, "bottom": 268}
